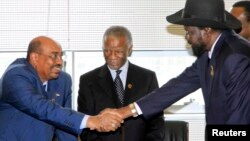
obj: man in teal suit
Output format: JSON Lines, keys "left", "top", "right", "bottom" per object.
{"left": 0, "top": 36, "right": 123, "bottom": 141}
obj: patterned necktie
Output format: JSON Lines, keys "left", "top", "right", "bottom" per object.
{"left": 114, "top": 70, "right": 124, "bottom": 104}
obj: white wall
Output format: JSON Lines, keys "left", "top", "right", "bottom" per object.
{"left": 0, "top": 1, "right": 241, "bottom": 141}
{"left": 0, "top": 0, "right": 239, "bottom": 51}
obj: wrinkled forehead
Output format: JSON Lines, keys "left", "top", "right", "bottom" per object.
{"left": 104, "top": 36, "right": 127, "bottom": 48}
{"left": 41, "top": 39, "right": 62, "bottom": 53}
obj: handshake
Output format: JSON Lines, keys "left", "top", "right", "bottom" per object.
{"left": 86, "top": 104, "right": 135, "bottom": 132}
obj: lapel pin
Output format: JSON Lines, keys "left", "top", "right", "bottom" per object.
{"left": 210, "top": 65, "right": 214, "bottom": 76}
{"left": 51, "top": 93, "right": 60, "bottom": 103}
{"left": 128, "top": 83, "right": 132, "bottom": 89}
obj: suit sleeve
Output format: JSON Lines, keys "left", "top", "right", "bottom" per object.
{"left": 77, "top": 74, "right": 96, "bottom": 140}
{"left": 145, "top": 72, "right": 165, "bottom": 141}
{"left": 137, "top": 60, "right": 201, "bottom": 119}
{"left": 223, "top": 54, "right": 250, "bottom": 124}
{"left": 2, "top": 69, "right": 84, "bottom": 135}
{"left": 54, "top": 73, "right": 78, "bottom": 141}
{"left": 77, "top": 75, "right": 96, "bottom": 115}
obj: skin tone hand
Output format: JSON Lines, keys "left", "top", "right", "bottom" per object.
{"left": 100, "top": 105, "right": 135, "bottom": 121}
{"left": 116, "top": 105, "right": 134, "bottom": 119}
{"left": 86, "top": 104, "right": 136, "bottom": 132}
{"left": 86, "top": 108, "right": 124, "bottom": 132}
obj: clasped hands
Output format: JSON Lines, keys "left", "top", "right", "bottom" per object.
{"left": 86, "top": 106, "right": 132, "bottom": 132}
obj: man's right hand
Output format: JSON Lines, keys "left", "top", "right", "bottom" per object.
{"left": 86, "top": 108, "right": 124, "bottom": 132}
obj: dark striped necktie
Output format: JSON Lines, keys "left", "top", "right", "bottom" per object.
{"left": 114, "top": 70, "right": 124, "bottom": 104}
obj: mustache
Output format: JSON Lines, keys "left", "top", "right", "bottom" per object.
{"left": 51, "top": 64, "right": 62, "bottom": 68}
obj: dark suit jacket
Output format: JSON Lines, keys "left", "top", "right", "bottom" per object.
{"left": 137, "top": 30, "right": 250, "bottom": 124}
{"left": 0, "top": 58, "right": 83, "bottom": 141}
{"left": 78, "top": 62, "right": 165, "bottom": 141}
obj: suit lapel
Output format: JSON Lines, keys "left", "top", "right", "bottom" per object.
{"left": 97, "top": 65, "right": 122, "bottom": 107}
{"left": 123, "top": 63, "right": 137, "bottom": 105}
{"left": 207, "top": 31, "right": 227, "bottom": 103}
{"left": 47, "top": 80, "right": 60, "bottom": 102}
{"left": 199, "top": 51, "right": 215, "bottom": 107}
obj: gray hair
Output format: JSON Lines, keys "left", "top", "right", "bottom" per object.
{"left": 103, "top": 25, "right": 133, "bottom": 47}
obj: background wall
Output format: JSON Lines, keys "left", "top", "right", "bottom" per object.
{"left": 0, "top": 0, "right": 241, "bottom": 141}
{"left": 0, "top": 0, "right": 239, "bottom": 51}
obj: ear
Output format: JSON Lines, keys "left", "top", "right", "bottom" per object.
{"left": 128, "top": 45, "right": 133, "bottom": 57}
{"left": 201, "top": 27, "right": 212, "bottom": 39}
{"left": 29, "top": 53, "right": 39, "bottom": 67}
{"left": 204, "top": 27, "right": 212, "bottom": 33}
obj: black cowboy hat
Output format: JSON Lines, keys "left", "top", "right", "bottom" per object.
{"left": 166, "top": 0, "right": 241, "bottom": 30}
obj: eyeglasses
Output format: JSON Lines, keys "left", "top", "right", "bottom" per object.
{"left": 39, "top": 53, "right": 63, "bottom": 61}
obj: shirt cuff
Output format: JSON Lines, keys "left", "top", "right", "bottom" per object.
{"left": 80, "top": 115, "right": 89, "bottom": 129}
{"left": 134, "top": 102, "right": 142, "bottom": 115}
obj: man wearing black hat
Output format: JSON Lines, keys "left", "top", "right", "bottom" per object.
{"left": 114, "top": 0, "right": 250, "bottom": 127}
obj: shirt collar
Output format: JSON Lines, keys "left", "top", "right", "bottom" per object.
{"left": 43, "top": 81, "right": 48, "bottom": 91}
{"left": 43, "top": 81, "right": 48, "bottom": 86}
{"left": 108, "top": 60, "right": 129, "bottom": 80}
{"left": 208, "top": 33, "right": 222, "bottom": 59}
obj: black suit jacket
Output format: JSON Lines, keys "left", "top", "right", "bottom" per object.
{"left": 137, "top": 30, "right": 250, "bottom": 124}
{"left": 78, "top": 62, "right": 165, "bottom": 141}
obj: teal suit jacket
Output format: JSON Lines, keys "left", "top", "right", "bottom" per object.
{"left": 0, "top": 58, "right": 84, "bottom": 141}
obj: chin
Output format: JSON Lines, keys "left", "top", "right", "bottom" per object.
{"left": 51, "top": 73, "right": 60, "bottom": 79}
{"left": 108, "top": 64, "right": 118, "bottom": 70}
{"left": 111, "top": 66, "right": 120, "bottom": 70}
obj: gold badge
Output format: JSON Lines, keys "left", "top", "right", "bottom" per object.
{"left": 210, "top": 65, "right": 214, "bottom": 76}
{"left": 128, "top": 83, "right": 132, "bottom": 89}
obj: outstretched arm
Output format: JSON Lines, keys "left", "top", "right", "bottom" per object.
{"left": 86, "top": 109, "right": 124, "bottom": 132}
{"left": 111, "top": 103, "right": 136, "bottom": 119}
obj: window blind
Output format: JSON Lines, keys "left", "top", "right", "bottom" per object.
{"left": 0, "top": 0, "right": 239, "bottom": 51}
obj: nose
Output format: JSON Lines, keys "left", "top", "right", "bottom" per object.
{"left": 55, "top": 56, "right": 63, "bottom": 66}
{"left": 110, "top": 50, "right": 117, "bottom": 58}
